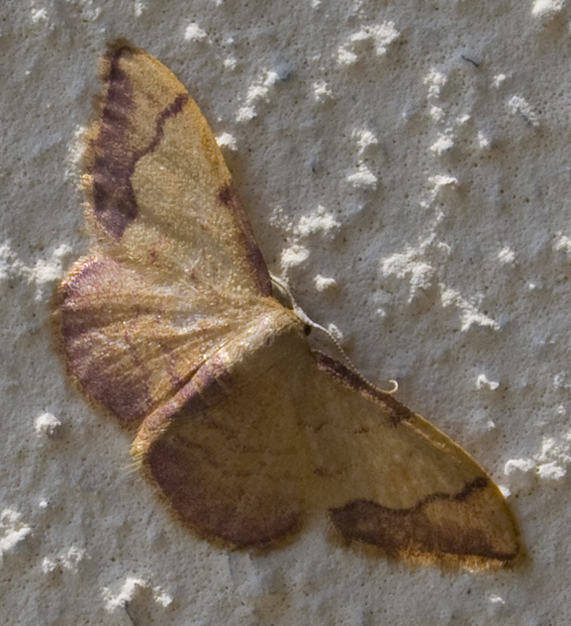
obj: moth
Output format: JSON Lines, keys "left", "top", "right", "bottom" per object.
{"left": 55, "top": 40, "right": 520, "bottom": 570}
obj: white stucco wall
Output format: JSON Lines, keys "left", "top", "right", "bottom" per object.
{"left": 1, "top": 1, "right": 570, "bottom": 624}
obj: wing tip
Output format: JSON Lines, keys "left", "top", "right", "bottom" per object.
{"left": 328, "top": 477, "right": 522, "bottom": 571}
{"left": 83, "top": 40, "right": 144, "bottom": 240}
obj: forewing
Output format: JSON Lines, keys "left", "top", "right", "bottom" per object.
{"left": 83, "top": 39, "right": 270, "bottom": 297}
{"left": 309, "top": 354, "right": 521, "bottom": 570}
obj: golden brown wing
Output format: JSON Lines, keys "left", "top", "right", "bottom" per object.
{"left": 84, "top": 39, "right": 270, "bottom": 297}
{"left": 131, "top": 308, "right": 520, "bottom": 569}
{"left": 307, "top": 353, "right": 520, "bottom": 570}
{"left": 131, "top": 305, "right": 313, "bottom": 547}
{"left": 55, "top": 40, "right": 273, "bottom": 425}
{"left": 55, "top": 255, "right": 272, "bottom": 426}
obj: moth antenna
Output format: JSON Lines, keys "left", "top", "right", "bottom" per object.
{"left": 270, "top": 274, "right": 399, "bottom": 395}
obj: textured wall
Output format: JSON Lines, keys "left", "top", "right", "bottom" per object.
{"left": 1, "top": 1, "right": 569, "bottom": 624}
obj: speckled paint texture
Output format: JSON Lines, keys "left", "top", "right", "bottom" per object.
{"left": 1, "top": 1, "right": 569, "bottom": 624}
